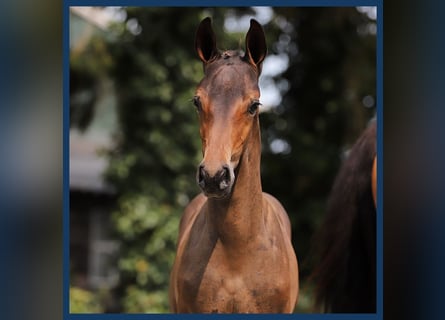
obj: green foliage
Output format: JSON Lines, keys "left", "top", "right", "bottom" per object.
{"left": 70, "top": 287, "right": 104, "bottom": 313}
{"left": 102, "top": 8, "right": 203, "bottom": 312}
{"left": 70, "top": 33, "right": 114, "bottom": 131}
{"left": 260, "top": 7, "right": 376, "bottom": 278}
{"left": 122, "top": 286, "right": 169, "bottom": 313}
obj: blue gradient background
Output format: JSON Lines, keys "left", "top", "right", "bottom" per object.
{"left": 0, "top": 0, "right": 444, "bottom": 319}
{"left": 0, "top": 1, "right": 62, "bottom": 320}
{"left": 384, "top": 0, "right": 445, "bottom": 319}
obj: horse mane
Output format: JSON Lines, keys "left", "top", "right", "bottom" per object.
{"left": 310, "top": 119, "right": 376, "bottom": 313}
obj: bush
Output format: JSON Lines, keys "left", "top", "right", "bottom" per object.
{"left": 69, "top": 286, "right": 103, "bottom": 313}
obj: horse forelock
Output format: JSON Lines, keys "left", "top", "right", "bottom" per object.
{"left": 199, "top": 53, "right": 259, "bottom": 104}
{"left": 203, "top": 50, "right": 258, "bottom": 78}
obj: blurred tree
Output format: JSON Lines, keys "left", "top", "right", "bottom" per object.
{"left": 70, "top": 287, "right": 104, "bottom": 313}
{"left": 103, "top": 8, "right": 203, "bottom": 312}
{"left": 260, "top": 7, "right": 376, "bottom": 288}
{"left": 70, "top": 33, "right": 113, "bottom": 131}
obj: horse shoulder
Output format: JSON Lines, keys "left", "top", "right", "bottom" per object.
{"left": 177, "top": 193, "right": 207, "bottom": 244}
{"left": 262, "top": 192, "right": 292, "bottom": 238}
{"left": 261, "top": 192, "right": 299, "bottom": 312}
{"left": 170, "top": 193, "right": 207, "bottom": 312}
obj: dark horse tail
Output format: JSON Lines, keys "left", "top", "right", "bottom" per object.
{"left": 311, "top": 119, "right": 376, "bottom": 313}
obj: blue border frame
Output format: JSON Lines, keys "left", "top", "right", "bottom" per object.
{"left": 376, "top": 2, "right": 383, "bottom": 318}
{"left": 65, "top": 1, "right": 378, "bottom": 6}
{"left": 63, "top": 1, "right": 383, "bottom": 319}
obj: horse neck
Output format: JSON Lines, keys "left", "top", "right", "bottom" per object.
{"left": 207, "top": 117, "right": 264, "bottom": 250}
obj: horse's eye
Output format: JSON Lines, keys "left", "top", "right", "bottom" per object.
{"left": 193, "top": 96, "right": 202, "bottom": 111}
{"left": 248, "top": 101, "right": 261, "bottom": 116}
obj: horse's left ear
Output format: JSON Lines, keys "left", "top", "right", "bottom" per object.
{"left": 244, "top": 19, "right": 267, "bottom": 73}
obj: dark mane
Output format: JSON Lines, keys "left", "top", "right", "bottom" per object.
{"left": 310, "top": 120, "right": 376, "bottom": 313}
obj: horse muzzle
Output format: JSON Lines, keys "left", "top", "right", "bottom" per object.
{"left": 197, "top": 163, "right": 234, "bottom": 198}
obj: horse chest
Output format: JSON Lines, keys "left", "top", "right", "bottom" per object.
{"left": 177, "top": 243, "right": 290, "bottom": 313}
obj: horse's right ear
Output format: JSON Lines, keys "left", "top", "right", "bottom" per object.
{"left": 195, "top": 17, "right": 218, "bottom": 64}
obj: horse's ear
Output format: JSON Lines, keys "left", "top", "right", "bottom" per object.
{"left": 195, "top": 17, "right": 218, "bottom": 64}
{"left": 244, "top": 19, "right": 267, "bottom": 72}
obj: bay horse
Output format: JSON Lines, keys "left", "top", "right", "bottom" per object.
{"left": 169, "top": 17, "right": 299, "bottom": 313}
{"left": 311, "top": 119, "right": 377, "bottom": 312}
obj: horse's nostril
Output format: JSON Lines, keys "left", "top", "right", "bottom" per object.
{"left": 222, "top": 166, "right": 230, "bottom": 181}
{"left": 217, "top": 166, "right": 229, "bottom": 180}
{"left": 218, "top": 166, "right": 231, "bottom": 190}
{"left": 198, "top": 165, "right": 206, "bottom": 187}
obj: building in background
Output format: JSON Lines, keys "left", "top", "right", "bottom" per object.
{"left": 69, "top": 7, "right": 119, "bottom": 299}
